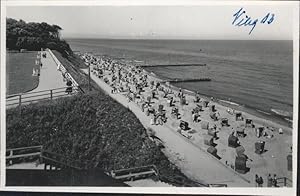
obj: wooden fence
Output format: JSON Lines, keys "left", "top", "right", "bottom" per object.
{"left": 6, "top": 86, "right": 83, "bottom": 108}
{"left": 110, "top": 165, "right": 158, "bottom": 181}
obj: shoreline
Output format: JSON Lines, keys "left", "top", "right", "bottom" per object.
{"left": 142, "top": 69, "right": 292, "bottom": 133}
{"left": 143, "top": 69, "right": 292, "bottom": 129}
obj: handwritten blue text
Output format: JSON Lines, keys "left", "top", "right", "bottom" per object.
{"left": 232, "top": 8, "right": 275, "bottom": 35}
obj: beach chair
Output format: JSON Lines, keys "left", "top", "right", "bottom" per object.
{"left": 196, "top": 104, "right": 203, "bottom": 112}
{"left": 236, "top": 145, "right": 245, "bottom": 157}
{"left": 256, "top": 127, "right": 264, "bottom": 138}
{"left": 204, "top": 134, "right": 214, "bottom": 146}
{"left": 158, "top": 104, "right": 164, "bottom": 113}
{"left": 235, "top": 112, "right": 243, "bottom": 121}
{"left": 208, "top": 128, "right": 217, "bottom": 138}
{"left": 210, "top": 105, "right": 216, "bottom": 112}
{"left": 235, "top": 155, "right": 248, "bottom": 174}
{"left": 179, "top": 120, "right": 189, "bottom": 130}
{"left": 202, "top": 100, "right": 209, "bottom": 107}
{"left": 221, "top": 118, "right": 229, "bottom": 127}
{"left": 180, "top": 97, "right": 187, "bottom": 105}
{"left": 171, "top": 107, "right": 179, "bottom": 119}
{"left": 236, "top": 127, "right": 246, "bottom": 137}
{"left": 245, "top": 119, "right": 254, "bottom": 128}
{"left": 228, "top": 134, "right": 239, "bottom": 148}
{"left": 227, "top": 108, "right": 234, "bottom": 115}
{"left": 201, "top": 121, "right": 209, "bottom": 130}
{"left": 207, "top": 146, "right": 218, "bottom": 157}
{"left": 194, "top": 94, "right": 201, "bottom": 103}
{"left": 210, "top": 112, "right": 218, "bottom": 121}
{"left": 255, "top": 141, "right": 265, "bottom": 154}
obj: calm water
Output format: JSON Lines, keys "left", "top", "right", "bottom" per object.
{"left": 67, "top": 39, "right": 293, "bottom": 124}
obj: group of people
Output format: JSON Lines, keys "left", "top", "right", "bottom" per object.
{"left": 80, "top": 52, "right": 182, "bottom": 127}
{"left": 79, "top": 52, "right": 289, "bottom": 188}
{"left": 255, "top": 174, "right": 279, "bottom": 187}
{"left": 32, "top": 51, "right": 45, "bottom": 76}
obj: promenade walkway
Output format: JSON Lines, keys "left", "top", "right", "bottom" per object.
{"left": 31, "top": 50, "right": 66, "bottom": 92}
{"left": 82, "top": 68, "right": 251, "bottom": 187}
{"left": 6, "top": 50, "right": 72, "bottom": 107}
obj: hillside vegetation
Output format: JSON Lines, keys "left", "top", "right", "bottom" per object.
{"left": 6, "top": 18, "right": 72, "bottom": 57}
{"left": 6, "top": 93, "right": 199, "bottom": 186}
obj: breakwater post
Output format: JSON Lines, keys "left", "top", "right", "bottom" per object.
{"left": 141, "top": 63, "right": 207, "bottom": 68}
{"left": 163, "top": 78, "right": 211, "bottom": 83}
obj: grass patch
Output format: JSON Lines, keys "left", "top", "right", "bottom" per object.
{"left": 7, "top": 92, "right": 200, "bottom": 186}
{"left": 6, "top": 51, "right": 39, "bottom": 95}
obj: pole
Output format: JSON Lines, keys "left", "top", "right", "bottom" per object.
{"left": 50, "top": 90, "right": 53, "bottom": 100}
{"left": 88, "top": 65, "right": 91, "bottom": 91}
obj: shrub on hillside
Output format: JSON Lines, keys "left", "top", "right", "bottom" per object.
{"left": 6, "top": 93, "right": 198, "bottom": 186}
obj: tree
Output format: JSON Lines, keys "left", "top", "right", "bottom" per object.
{"left": 6, "top": 18, "right": 72, "bottom": 56}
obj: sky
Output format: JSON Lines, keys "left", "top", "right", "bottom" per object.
{"left": 6, "top": 5, "right": 295, "bottom": 40}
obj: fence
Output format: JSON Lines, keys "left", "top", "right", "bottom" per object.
{"left": 277, "top": 177, "right": 292, "bottom": 187}
{"left": 6, "top": 145, "right": 43, "bottom": 160}
{"left": 110, "top": 165, "right": 158, "bottom": 181}
{"left": 6, "top": 86, "right": 83, "bottom": 108}
{"left": 6, "top": 145, "right": 85, "bottom": 170}
{"left": 47, "top": 49, "right": 79, "bottom": 89}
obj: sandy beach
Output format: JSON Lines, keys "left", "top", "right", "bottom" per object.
{"left": 78, "top": 52, "right": 293, "bottom": 187}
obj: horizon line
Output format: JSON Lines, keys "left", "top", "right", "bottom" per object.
{"left": 63, "top": 36, "right": 293, "bottom": 41}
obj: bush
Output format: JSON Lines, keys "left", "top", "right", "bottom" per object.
{"left": 6, "top": 92, "right": 199, "bottom": 186}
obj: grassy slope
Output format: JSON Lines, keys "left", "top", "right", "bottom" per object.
{"left": 6, "top": 93, "right": 199, "bottom": 186}
{"left": 6, "top": 51, "right": 39, "bottom": 95}
{"left": 6, "top": 52, "right": 201, "bottom": 186}
{"left": 53, "top": 50, "right": 102, "bottom": 93}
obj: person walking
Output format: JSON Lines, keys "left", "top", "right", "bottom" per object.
{"left": 258, "top": 176, "right": 264, "bottom": 187}
{"left": 273, "top": 174, "right": 278, "bottom": 187}
{"left": 255, "top": 174, "right": 259, "bottom": 187}
{"left": 267, "top": 174, "right": 273, "bottom": 187}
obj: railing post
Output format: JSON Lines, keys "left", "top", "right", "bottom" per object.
{"left": 50, "top": 90, "right": 53, "bottom": 100}
{"left": 284, "top": 177, "right": 287, "bottom": 186}
{"left": 88, "top": 65, "right": 91, "bottom": 91}
{"left": 19, "top": 94, "right": 22, "bottom": 106}
{"left": 9, "top": 150, "right": 13, "bottom": 165}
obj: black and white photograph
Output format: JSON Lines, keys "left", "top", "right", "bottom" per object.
{"left": 1, "top": 1, "right": 299, "bottom": 195}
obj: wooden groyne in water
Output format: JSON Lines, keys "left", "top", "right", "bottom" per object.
{"left": 163, "top": 78, "right": 211, "bottom": 83}
{"left": 141, "top": 63, "right": 207, "bottom": 68}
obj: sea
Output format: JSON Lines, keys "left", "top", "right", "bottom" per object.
{"left": 67, "top": 39, "right": 293, "bottom": 127}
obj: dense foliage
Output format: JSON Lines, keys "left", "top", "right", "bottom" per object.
{"left": 6, "top": 93, "right": 198, "bottom": 186}
{"left": 6, "top": 18, "right": 72, "bottom": 57}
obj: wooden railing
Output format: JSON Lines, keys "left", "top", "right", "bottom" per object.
{"left": 208, "top": 183, "right": 228, "bottom": 187}
{"left": 6, "top": 145, "right": 43, "bottom": 161}
{"left": 6, "top": 145, "right": 86, "bottom": 170}
{"left": 277, "top": 177, "right": 292, "bottom": 187}
{"left": 110, "top": 165, "right": 158, "bottom": 180}
{"left": 47, "top": 49, "right": 79, "bottom": 89}
{"left": 6, "top": 86, "right": 83, "bottom": 107}
{"left": 40, "top": 150, "right": 85, "bottom": 170}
